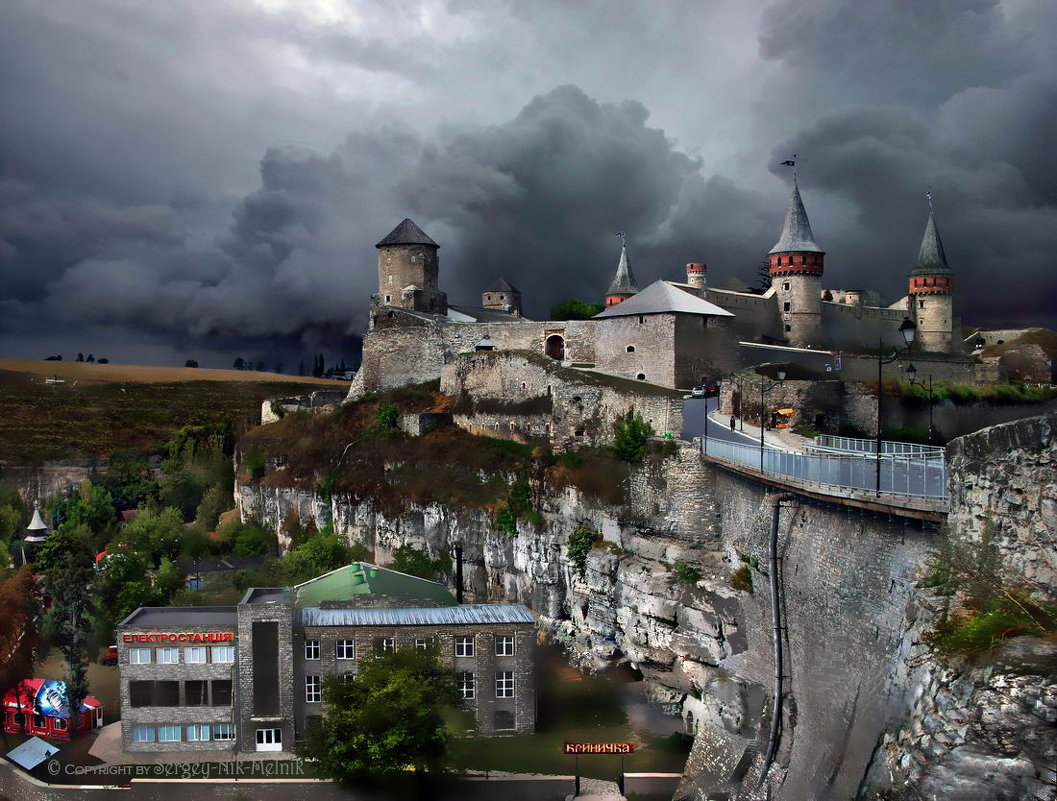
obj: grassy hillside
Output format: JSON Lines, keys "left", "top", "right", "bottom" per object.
{"left": 0, "top": 365, "right": 347, "bottom": 463}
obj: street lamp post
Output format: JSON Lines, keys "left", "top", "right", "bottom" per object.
{"left": 756, "top": 369, "right": 786, "bottom": 473}
{"left": 875, "top": 318, "right": 917, "bottom": 494}
{"left": 728, "top": 372, "right": 745, "bottom": 432}
{"left": 906, "top": 364, "right": 935, "bottom": 445}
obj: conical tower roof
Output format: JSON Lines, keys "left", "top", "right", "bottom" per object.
{"left": 27, "top": 501, "right": 47, "bottom": 532}
{"left": 376, "top": 218, "right": 439, "bottom": 248}
{"left": 769, "top": 181, "right": 824, "bottom": 254}
{"left": 606, "top": 244, "right": 639, "bottom": 296}
{"left": 911, "top": 210, "right": 951, "bottom": 274}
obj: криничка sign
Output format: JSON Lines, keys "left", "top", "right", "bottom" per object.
{"left": 563, "top": 742, "right": 635, "bottom": 754}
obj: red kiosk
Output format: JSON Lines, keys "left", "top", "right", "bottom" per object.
{"left": 2, "top": 679, "right": 102, "bottom": 741}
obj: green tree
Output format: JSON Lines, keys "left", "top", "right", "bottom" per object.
{"left": 389, "top": 545, "right": 451, "bottom": 580}
{"left": 301, "top": 646, "right": 460, "bottom": 780}
{"left": 117, "top": 507, "right": 186, "bottom": 566}
{"left": 281, "top": 531, "right": 351, "bottom": 583}
{"left": 39, "top": 525, "right": 96, "bottom": 721}
{"left": 184, "top": 359, "right": 199, "bottom": 368}
{"left": 54, "top": 480, "right": 117, "bottom": 541}
{"left": 549, "top": 299, "right": 605, "bottom": 321}
{"left": 0, "top": 479, "right": 28, "bottom": 548}
{"left": 233, "top": 356, "right": 245, "bottom": 370}
{"left": 612, "top": 409, "right": 653, "bottom": 462}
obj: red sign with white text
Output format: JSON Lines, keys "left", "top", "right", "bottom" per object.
{"left": 122, "top": 632, "right": 233, "bottom": 643}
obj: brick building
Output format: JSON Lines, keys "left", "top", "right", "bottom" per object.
{"left": 116, "top": 563, "right": 536, "bottom": 754}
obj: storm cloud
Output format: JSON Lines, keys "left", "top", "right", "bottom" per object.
{"left": 1, "top": 0, "right": 1055, "bottom": 367}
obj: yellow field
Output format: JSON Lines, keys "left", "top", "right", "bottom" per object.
{"left": 0, "top": 358, "right": 350, "bottom": 386}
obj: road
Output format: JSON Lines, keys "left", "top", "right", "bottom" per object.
{"left": 0, "top": 763, "right": 576, "bottom": 801}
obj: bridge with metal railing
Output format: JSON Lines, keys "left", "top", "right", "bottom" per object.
{"left": 702, "top": 436, "right": 948, "bottom": 520}
{"left": 806, "top": 434, "right": 945, "bottom": 457}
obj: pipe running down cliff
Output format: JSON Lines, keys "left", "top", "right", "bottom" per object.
{"left": 758, "top": 492, "right": 794, "bottom": 789}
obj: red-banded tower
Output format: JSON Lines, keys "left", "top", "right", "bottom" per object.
{"left": 908, "top": 208, "right": 954, "bottom": 353}
{"left": 768, "top": 181, "right": 825, "bottom": 347}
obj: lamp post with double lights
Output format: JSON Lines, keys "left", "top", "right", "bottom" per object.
{"left": 906, "top": 364, "right": 936, "bottom": 445}
{"left": 755, "top": 369, "right": 786, "bottom": 472}
{"left": 875, "top": 317, "right": 917, "bottom": 494}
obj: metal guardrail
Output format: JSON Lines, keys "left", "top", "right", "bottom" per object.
{"left": 812, "top": 434, "right": 945, "bottom": 457}
{"left": 706, "top": 437, "right": 948, "bottom": 501}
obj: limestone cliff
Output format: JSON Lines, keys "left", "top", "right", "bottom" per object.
{"left": 235, "top": 413, "right": 1057, "bottom": 800}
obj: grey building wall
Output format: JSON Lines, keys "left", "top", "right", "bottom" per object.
{"left": 235, "top": 600, "right": 296, "bottom": 754}
{"left": 116, "top": 623, "right": 238, "bottom": 753}
{"left": 294, "top": 623, "right": 535, "bottom": 738}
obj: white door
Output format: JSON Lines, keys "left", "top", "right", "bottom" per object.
{"left": 255, "top": 727, "right": 282, "bottom": 752}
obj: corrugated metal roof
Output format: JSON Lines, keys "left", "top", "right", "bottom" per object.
{"left": 298, "top": 603, "right": 535, "bottom": 627}
{"left": 594, "top": 280, "right": 735, "bottom": 319}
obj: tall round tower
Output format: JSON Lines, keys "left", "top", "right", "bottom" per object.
{"left": 685, "top": 263, "right": 706, "bottom": 293}
{"left": 908, "top": 206, "right": 954, "bottom": 353}
{"left": 768, "top": 181, "right": 825, "bottom": 347}
{"left": 375, "top": 218, "right": 446, "bottom": 315}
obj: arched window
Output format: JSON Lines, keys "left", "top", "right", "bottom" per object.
{"left": 636, "top": 373, "right": 646, "bottom": 380}
{"left": 626, "top": 345, "right": 635, "bottom": 353}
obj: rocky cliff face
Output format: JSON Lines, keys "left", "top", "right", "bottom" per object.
{"left": 235, "top": 413, "right": 1057, "bottom": 801}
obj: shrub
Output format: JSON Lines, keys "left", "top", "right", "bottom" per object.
{"left": 389, "top": 544, "right": 451, "bottom": 580}
{"left": 371, "top": 402, "right": 399, "bottom": 436}
{"left": 567, "top": 526, "right": 601, "bottom": 577}
{"left": 243, "top": 450, "right": 265, "bottom": 482}
{"left": 731, "top": 564, "right": 753, "bottom": 593}
{"left": 612, "top": 409, "right": 652, "bottom": 463}
{"left": 672, "top": 559, "right": 701, "bottom": 586}
{"left": 269, "top": 400, "right": 286, "bottom": 420}
{"left": 495, "top": 507, "right": 517, "bottom": 536}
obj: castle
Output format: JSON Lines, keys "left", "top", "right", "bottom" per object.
{"left": 349, "top": 182, "right": 960, "bottom": 399}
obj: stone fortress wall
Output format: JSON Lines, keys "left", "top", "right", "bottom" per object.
{"left": 440, "top": 350, "right": 684, "bottom": 449}
{"left": 235, "top": 412, "right": 1057, "bottom": 801}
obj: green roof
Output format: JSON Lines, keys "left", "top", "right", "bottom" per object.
{"left": 293, "top": 563, "right": 457, "bottom": 609}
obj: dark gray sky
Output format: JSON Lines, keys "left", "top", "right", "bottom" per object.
{"left": 2, "top": 0, "right": 1056, "bottom": 368}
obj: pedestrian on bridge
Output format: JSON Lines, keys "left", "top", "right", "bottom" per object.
{"left": 730, "top": 416, "right": 736, "bottom": 433}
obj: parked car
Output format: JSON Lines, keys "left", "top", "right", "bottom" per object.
{"left": 704, "top": 382, "right": 721, "bottom": 397}
{"left": 691, "top": 385, "right": 707, "bottom": 398}
{"left": 101, "top": 645, "right": 118, "bottom": 666}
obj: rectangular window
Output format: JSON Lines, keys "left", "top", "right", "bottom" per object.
{"left": 185, "top": 647, "right": 207, "bottom": 664}
{"left": 211, "top": 645, "right": 235, "bottom": 663}
{"left": 211, "top": 680, "right": 232, "bottom": 707}
{"left": 157, "top": 647, "right": 179, "bottom": 664}
{"left": 129, "top": 681, "right": 153, "bottom": 708}
{"left": 158, "top": 726, "right": 181, "bottom": 742}
{"left": 455, "top": 636, "right": 475, "bottom": 658}
{"left": 213, "top": 724, "right": 235, "bottom": 741}
{"left": 53, "top": 718, "right": 68, "bottom": 731}
{"left": 184, "top": 680, "right": 207, "bottom": 706}
{"left": 305, "top": 675, "right": 321, "bottom": 703}
{"left": 414, "top": 638, "right": 429, "bottom": 650}
{"left": 494, "top": 709, "right": 515, "bottom": 730}
{"left": 129, "top": 648, "right": 151, "bottom": 665}
{"left": 132, "top": 726, "right": 154, "bottom": 743}
{"left": 33, "top": 715, "right": 46, "bottom": 729}
{"left": 495, "top": 636, "right": 514, "bottom": 656}
{"left": 155, "top": 681, "right": 180, "bottom": 707}
{"left": 783, "top": 282, "right": 790, "bottom": 291}
{"left": 252, "top": 622, "right": 279, "bottom": 717}
{"left": 187, "top": 725, "right": 210, "bottom": 742}
{"left": 341, "top": 672, "right": 356, "bottom": 684}
{"left": 336, "top": 640, "right": 354, "bottom": 660}
{"left": 458, "top": 672, "right": 475, "bottom": 700}
{"left": 304, "top": 640, "right": 320, "bottom": 660}
{"left": 495, "top": 671, "right": 514, "bottom": 698}
{"left": 783, "top": 302, "right": 790, "bottom": 312}
{"left": 374, "top": 637, "right": 395, "bottom": 652}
